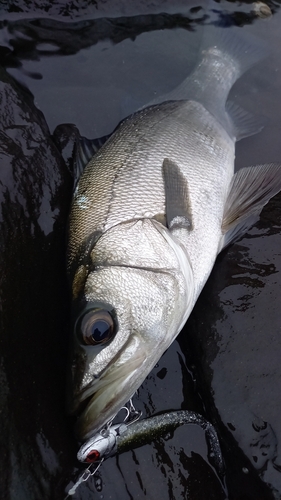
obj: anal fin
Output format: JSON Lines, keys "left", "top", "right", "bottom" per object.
{"left": 226, "top": 100, "right": 264, "bottom": 141}
{"left": 162, "top": 158, "right": 193, "bottom": 231}
{"left": 220, "top": 163, "right": 281, "bottom": 251}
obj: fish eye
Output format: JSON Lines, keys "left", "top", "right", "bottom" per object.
{"left": 78, "top": 309, "right": 115, "bottom": 346}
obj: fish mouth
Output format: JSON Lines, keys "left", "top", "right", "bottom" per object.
{"left": 73, "top": 336, "right": 147, "bottom": 442}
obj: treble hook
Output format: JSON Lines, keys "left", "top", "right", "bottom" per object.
{"left": 124, "top": 398, "right": 142, "bottom": 424}
{"left": 66, "top": 395, "right": 142, "bottom": 497}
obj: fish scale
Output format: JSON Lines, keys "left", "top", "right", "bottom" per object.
{"left": 69, "top": 100, "right": 232, "bottom": 268}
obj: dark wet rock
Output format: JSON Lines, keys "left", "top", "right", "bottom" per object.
{"left": 0, "top": 1, "right": 279, "bottom": 72}
{"left": 180, "top": 193, "right": 281, "bottom": 499}
{"left": 0, "top": 0, "right": 279, "bottom": 22}
{"left": 0, "top": 15, "right": 200, "bottom": 69}
{"left": 0, "top": 67, "right": 74, "bottom": 499}
{"left": 0, "top": 0, "right": 208, "bottom": 21}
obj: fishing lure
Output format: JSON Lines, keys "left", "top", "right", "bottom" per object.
{"left": 66, "top": 400, "right": 141, "bottom": 497}
{"left": 66, "top": 405, "right": 224, "bottom": 497}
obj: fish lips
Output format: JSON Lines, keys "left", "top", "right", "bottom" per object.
{"left": 70, "top": 333, "right": 147, "bottom": 442}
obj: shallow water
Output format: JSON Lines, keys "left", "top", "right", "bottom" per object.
{"left": 0, "top": 1, "right": 281, "bottom": 499}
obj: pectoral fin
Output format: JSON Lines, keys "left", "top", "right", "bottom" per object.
{"left": 220, "top": 163, "right": 281, "bottom": 250}
{"left": 162, "top": 158, "right": 193, "bottom": 231}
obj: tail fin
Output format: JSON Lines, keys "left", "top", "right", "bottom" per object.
{"left": 143, "top": 26, "right": 268, "bottom": 138}
{"left": 200, "top": 25, "right": 268, "bottom": 77}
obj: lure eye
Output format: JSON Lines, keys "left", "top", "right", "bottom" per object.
{"left": 79, "top": 309, "right": 115, "bottom": 346}
{"left": 85, "top": 450, "right": 100, "bottom": 463}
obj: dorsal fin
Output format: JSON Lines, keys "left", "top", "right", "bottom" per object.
{"left": 74, "top": 134, "right": 110, "bottom": 190}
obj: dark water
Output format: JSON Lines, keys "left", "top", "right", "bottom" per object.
{"left": 0, "top": 1, "right": 281, "bottom": 499}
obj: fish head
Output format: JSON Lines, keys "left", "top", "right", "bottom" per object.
{"left": 67, "top": 219, "right": 193, "bottom": 442}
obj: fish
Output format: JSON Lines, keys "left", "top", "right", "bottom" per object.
{"left": 67, "top": 26, "right": 281, "bottom": 442}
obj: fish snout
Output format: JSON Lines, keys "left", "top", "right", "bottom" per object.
{"left": 73, "top": 333, "right": 147, "bottom": 441}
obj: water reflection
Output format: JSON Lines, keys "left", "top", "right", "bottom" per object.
{"left": 183, "top": 193, "right": 281, "bottom": 498}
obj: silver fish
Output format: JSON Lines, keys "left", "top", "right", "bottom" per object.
{"left": 67, "top": 26, "right": 281, "bottom": 442}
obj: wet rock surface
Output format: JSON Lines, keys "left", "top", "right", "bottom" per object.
{"left": 0, "top": 1, "right": 281, "bottom": 499}
{"left": 0, "top": 67, "right": 74, "bottom": 499}
{"left": 182, "top": 192, "right": 281, "bottom": 498}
